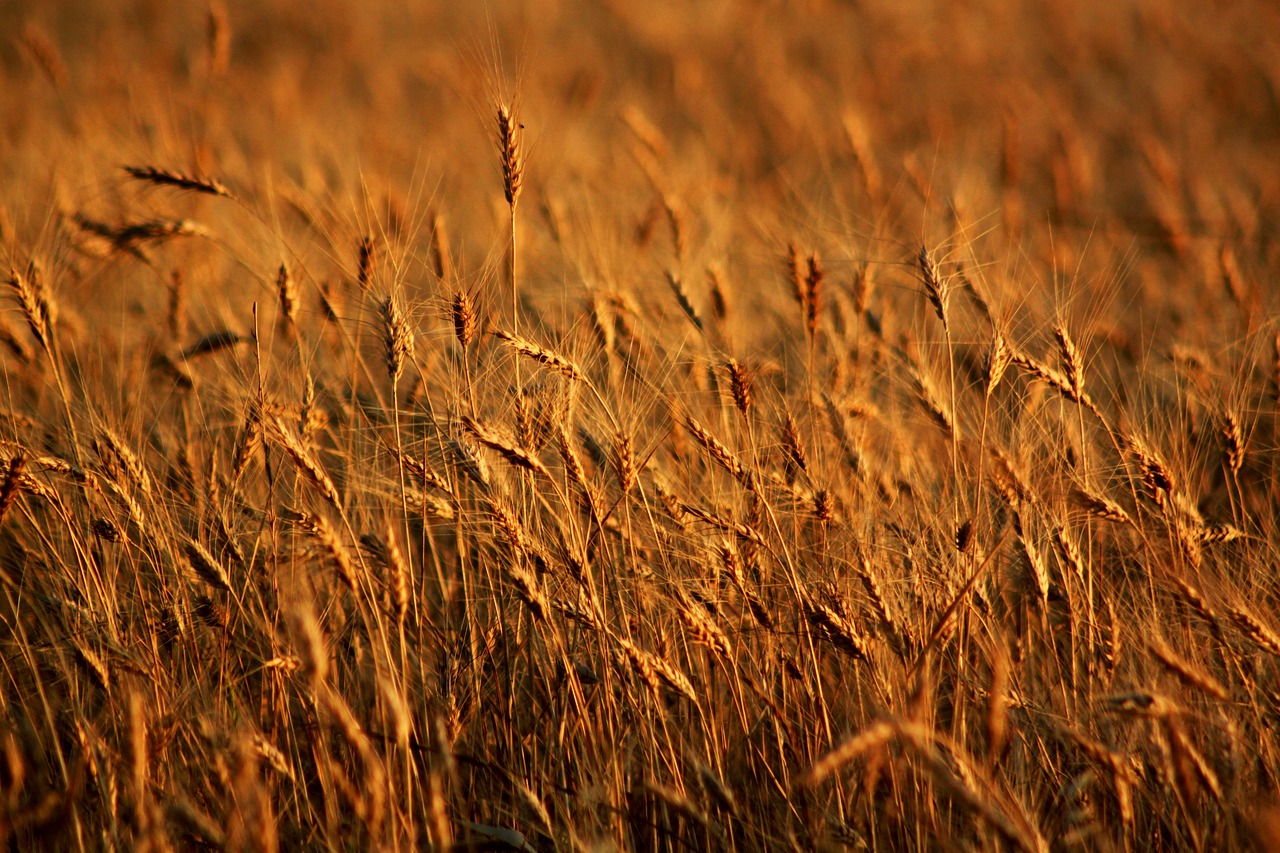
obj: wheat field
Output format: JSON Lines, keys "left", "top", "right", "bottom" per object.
{"left": 2, "top": 1, "right": 1280, "bottom": 850}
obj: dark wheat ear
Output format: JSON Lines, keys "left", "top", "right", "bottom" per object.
{"left": 122, "top": 165, "right": 236, "bottom": 199}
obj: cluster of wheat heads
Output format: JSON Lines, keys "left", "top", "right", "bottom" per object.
{"left": 3, "top": 1, "right": 1280, "bottom": 850}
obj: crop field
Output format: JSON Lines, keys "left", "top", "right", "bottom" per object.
{"left": 2, "top": 1, "right": 1280, "bottom": 850}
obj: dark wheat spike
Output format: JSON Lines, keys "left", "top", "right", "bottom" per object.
{"left": 122, "top": 165, "right": 236, "bottom": 199}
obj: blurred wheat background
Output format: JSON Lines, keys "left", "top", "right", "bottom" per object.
{"left": 2, "top": 1, "right": 1280, "bottom": 850}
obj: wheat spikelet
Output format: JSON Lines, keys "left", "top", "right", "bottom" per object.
{"left": 497, "top": 104, "right": 524, "bottom": 207}
{"left": 96, "top": 428, "right": 153, "bottom": 499}
{"left": 1126, "top": 435, "right": 1174, "bottom": 507}
{"left": 557, "top": 423, "right": 597, "bottom": 518}
{"left": 622, "top": 639, "right": 698, "bottom": 704}
{"left": 295, "top": 511, "right": 357, "bottom": 591}
{"left": 276, "top": 263, "right": 297, "bottom": 330}
{"left": 451, "top": 289, "right": 477, "bottom": 349}
{"left": 5, "top": 266, "right": 55, "bottom": 353}
{"left": 678, "top": 593, "right": 732, "bottom": 658}
{"left": 379, "top": 293, "right": 415, "bottom": 383}
{"left": 231, "top": 401, "right": 263, "bottom": 482}
{"left": 122, "top": 165, "right": 236, "bottom": 199}
{"left": 806, "top": 600, "right": 869, "bottom": 661}
{"left": 380, "top": 523, "right": 409, "bottom": 626}
{"left": 462, "top": 415, "right": 549, "bottom": 478}
{"left": 725, "top": 358, "right": 753, "bottom": 415}
{"left": 167, "top": 797, "right": 227, "bottom": 849}
{"left": 182, "top": 330, "right": 244, "bottom": 359}
{"left": 706, "top": 265, "right": 730, "bottom": 320}
{"left": 507, "top": 561, "right": 548, "bottom": 621}
{"left": 683, "top": 503, "right": 764, "bottom": 544}
{"left": 1172, "top": 577, "right": 1225, "bottom": 644}
{"left": 1020, "top": 533, "right": 1051, "bottom": 606}
{"left": 801, "top": 721, "right": 894, "bottom": 787}
{"left": 206, "top": 2, "right": 230, "bottom": 75}
{"left": 1222, "top": 412, "right": 1245, "bottom": 475}
{"left": 492, "top": 328, "right": 583, "bottom": 380}
{"left": 73, "top": 642, "right": 111, "bottom": 693}
{"left": 1012, "top": 350, "right": 1103, "bottom": 417}
{"left": 1148, "top": 638, "right": 1228, "bottom": 701}
{"left": 914, "top": 369, "right": 958, "bottom": 440}
{"left": 355, "top": 235, "right": 375, "bottom": 291}
{"left": 665, "top": 270, "right": 704, "bottom": 331}
{"left": 429, "top": 210, "right": 452, "bottom": 281}
{"left": 290, "top": 603, "right": 327, "bottom": 686}
{"left": 1053, "top": 325, "right": 1086, "bottom": 400}
{"left": 857, "top": 557, "right": 904, "bottom": 654}
{"left": 0, "top": 453, "right": 25, "bottom": 527}
{"left": 75, "top": 214, "right": 209, "bottom": 252}
{"left": 803, "top": 253, "right": 823, "bottom": 342}
{"left": 990, "top": 448, "right": 1033, "bottom": 508}
{"left": 1070, "top": 486, "right": 1131, "bottom": 525}
{"left": 270, "top": 416, "right": 342, "bottom": 506}
{"left": 0, "top": 316, "right": 33, "bottom": 363}
{"left": 1199, "top": 521, "right": 1243, "bottom": 544}
{"left": 1164, "top": 719, "right": 1223, "bottom": 805}
{"left": 917, "top": 245, "right": 949, "bottom": 328}
{"left": 684, "top": 415, "right": 746, "bottom": 482}
{"left": 779, "top": 411, "right": 808, "bottom": 481}
{"left": 1054, "top": 525, "right": 1086, "bottom": 585}
{"left": 1228, "top": 605, "right": 1280, "bottom": 657}
{"left": 183, "top": 537, "right": 233, "bottom": 594}
{"left": 985, "top": 329, "right": 1013, "bottom": 397}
